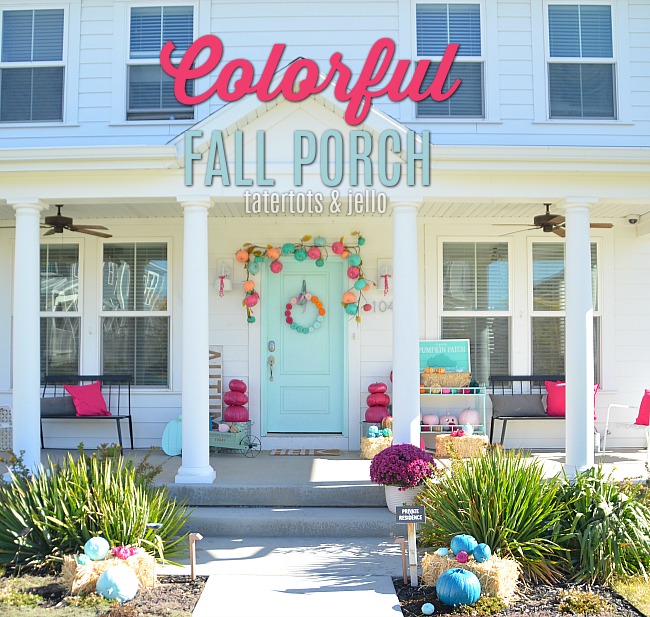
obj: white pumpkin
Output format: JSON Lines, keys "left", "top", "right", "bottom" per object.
{"left": 441, "top": 414, "right": 457, "bottom": 425}
{"left": 421, "top": 414, "right": 440, "bottom": 425}
{"left": 459, "top": 408, "right": 481, "bottom": 425}
{"left": 218, "top": 423, "right": 230, "bottom": 432}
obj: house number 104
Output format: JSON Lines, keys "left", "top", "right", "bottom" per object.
{"left": 369, "top": 301, "right": 393, "bottom": 313}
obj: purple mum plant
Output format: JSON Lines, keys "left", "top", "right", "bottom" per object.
{"left": 369, "top": 443, "right": 436, "bottom": 490}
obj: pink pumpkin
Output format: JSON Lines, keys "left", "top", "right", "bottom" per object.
{"left": 224, "top": 391, "right": 248, "bottom": 406}
{"left": 308, "top": 247, "right": 321, "bottom": 260}
{"left": 229, "top": 379, "right": 247, "bottom": 393}
{"left": 270, "top": 260, "right": 283, "bottom": 274}
{"left": 365, "top": 406, "right": 391, "bottom": 422}
{"left": 331, "top": 241, "right": 345, "bottom": 254}
{"left": 223, "top": 405, "right": 249, "bottom": 422}
{"left": 367, "top": 393, "right": 390, "bottom": 407}
{"left": 368, "top": 382, "right": 387, "bottom": 394}
{"left": 458, "top": 408, "right": 481, "bottom": 425}
{"left": 421, "top": 414, "right": 440, "bottom": 425}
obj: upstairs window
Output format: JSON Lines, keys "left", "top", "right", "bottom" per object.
{"left": 0, "top": 9, "right": 64, "bottom": 122}
{"left": 415, "top": 3, "right": 484, "bottom": 118}
{"left": 127, "top": 5, "right": 194, "bottom": 121}
{"left": 547, "top": 4, "right": 616, "bottom": 119}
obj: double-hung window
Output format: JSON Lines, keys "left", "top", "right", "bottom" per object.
{"left": 101, "top": 243, "right": 170, "bottom": 386}
{"left": 415, "top": 3, "right": 484, "bottom": 118}
{"left": 0, "top": 9, "right": 64, "bottom": 122}
{"left": 531, "top": 242, "right": 600, "bottom": 379}
{"left": 547, "top": 4, "right": 616, "bottom": 119}
{"left": 40, "top": 244, "right": 80, "bottom": 378}
{"left": 440, "top": 242, "right": 510, "bottom": 383}
{"left": 127, "top": 5, "right": 194, "bottom": 120}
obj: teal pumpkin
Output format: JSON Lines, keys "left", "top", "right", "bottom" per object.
{"left": 247, "top": 262, "right": 260, "bottom": 274}
{"left": 294, "top": 249, "right": 308, "bottom": 261}
{"left": 436, "top": 568, "right": 481, "bottom": 607}
{"left": 76, "top": 554, "right": 91, "bottom": 566}
{"left": 348, "top": 254, "right": 362, "bottom": 267}
{"left": 84, "top": 536, "right": 110, "bottom": 561}
{"left": 314, "top": 236, "right": 326, "bottom": 246}
{"left": 473, "top": 543, "right": 492, "bottom": 563}
{"left": 315, "top": 258, "right": 325, "bottom": 267}
{"left": 450, "top": 534, "right": 478, "bottom": 556}
{"left": 282, "top": 243, "right": 295, "bottom": 255}
{"left": 96, "top": 565, "right": 139, "bottom": 603}
{"left": 345, "top": 303, "right": 358, "bottom": 315}
{"left": 354, "top": 279, "right": 366, "bottom": 290}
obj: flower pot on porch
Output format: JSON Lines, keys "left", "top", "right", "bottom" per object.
{"left": 384, "top": 485, "right": 421, "bottom": 514}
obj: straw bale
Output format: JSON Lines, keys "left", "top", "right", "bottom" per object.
{"left": 360, "top": 436, "right": 391, "bottom": 460}
{"left": 435, "top": 434, "right": 488, "bottom": 458}
{"left": 421, "top": 552, "right": 520, "bottom": 604}
{"left": 421, "top": 372, "right": 470, "bottom": 388}
{"left": 62, "top": 552, "right": 157, "bottom": 596}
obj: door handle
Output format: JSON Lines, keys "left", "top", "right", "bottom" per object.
{"left": 268, "top": 355, "right": 275, "bottom": 381}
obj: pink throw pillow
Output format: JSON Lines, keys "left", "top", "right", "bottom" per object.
{"left": 635, "top": 390, "right": 650, "bottom": 426}
{"left": 545, "top": 381, "right": 599, "bottom": 418}
{"left": 64, "top": 381, "right": 111, "bottom": 417}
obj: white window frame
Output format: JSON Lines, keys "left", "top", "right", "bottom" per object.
{"left": 531, "top": 0, "right": 632, "bottom": 123}
{"left": 438, "top": 237, "right": 513, "bottom": 380}
{"left": 527, "top": 237, "right": 602, "bottom": 379}
{"left": 405, "top": 0, "right": 499, "bottom": 124}
{"left": 39, "top": 240, "right": 83, "bottom": 377}
{"left": 98, "top": 238, "right": 172, "bottom": 389}
{"left": 0, "top": 5, "right": 75, "bottom": 125}
{"left": 111, "top": 1, "right": 198, "bottom": 124}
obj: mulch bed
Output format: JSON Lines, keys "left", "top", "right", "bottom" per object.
{"left": 394, "top": 578, "right": 646, "bottom": 617}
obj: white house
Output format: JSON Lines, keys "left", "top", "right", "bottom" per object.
{"left": 0, "top": 0, "right": 649, "bottom": 483}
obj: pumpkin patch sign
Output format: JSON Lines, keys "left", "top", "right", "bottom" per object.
{"left": 419, "top": 339, "right": 471, "bottom": 374}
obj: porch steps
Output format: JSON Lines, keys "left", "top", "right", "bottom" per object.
{"left": 183, "top": 506, "right": 401, "bottom": 537}
{"left": 168, "top": 478, "right": 402, "bottom": 537}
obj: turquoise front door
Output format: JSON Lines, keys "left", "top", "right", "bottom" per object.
{"left": 262, "top": 260, "right": 347, "bottom": 434}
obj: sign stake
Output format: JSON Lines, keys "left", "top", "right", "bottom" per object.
{"left": 189, "top": 532, "right": 203, "bottom": 580}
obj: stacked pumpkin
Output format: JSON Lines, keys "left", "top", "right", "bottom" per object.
{"left": 360, "top": 381, "right": 392, "bottom": 460}
{"left": 223, "top": 379, "right": 249, "bottom": 423}
{"left": 365, "top": 382, "right": 391, "bottom": 423}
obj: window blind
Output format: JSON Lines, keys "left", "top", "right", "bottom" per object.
{"left": 549, "top": 63, "right": 615, "bottom": 119}
{"left": 417, "top": 61, "right": 483, "bottom": 117}
{"left": 130, "top": 6, "right": 193, "bottom": 60}
{"left": 2, "top": 9, "right": 64, "bottom": 62}
{"left": 549, "top": 5, "right": 612, "bottom": 58}
{"left": 416, "top": 3, "right": 481, "bottom": 57}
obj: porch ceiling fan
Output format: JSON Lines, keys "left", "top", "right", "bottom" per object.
{"left": 0, "top": 205, "right": 112, "bottom": 238}
{"left": 499, "top": 204, "right": 614, "bottom": 237}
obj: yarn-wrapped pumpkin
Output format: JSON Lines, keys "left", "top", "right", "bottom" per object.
{"left": 224, "top": 391, "right": 248, "bottom": 406}
{"left": 436, "top": 568, "right": 481, "bottom": 607}
{"left": 368, "top": 382, "right": 387, "bottom": 394}
{"left": 96, "top": 565, "right": 139, "bottom": 603}
{"left": 365, "top": 406, "right": 391, "bottom": 422}
{"left": 229, "top": 379, "right": 247, "bottom": 393}
{"left": 367, "top": 393, "right": 390, "bottom": 407}
{"left": 223, "top": 405, "right": 249, "bottom": 422}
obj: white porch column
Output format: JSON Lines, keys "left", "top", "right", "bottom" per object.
{"left": 564, "top": 198, "right": 597, "bottom": 475}
{"left": 175, "top": 198, "right": 216, "bottom": 484}
{"left": 391, "top": 201, "right": 421, "bottom": 446}
{"left": 12, "top": 201, "right": 46, "bottom": 472}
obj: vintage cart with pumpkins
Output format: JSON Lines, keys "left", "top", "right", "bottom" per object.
{"left": 209, "top": 421, "right": 261, "bottom": 457}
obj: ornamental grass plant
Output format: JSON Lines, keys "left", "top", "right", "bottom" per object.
{"left": 553, "top": 465, "right": 650, "bottom": 584}
{"left": 0, "top": 453, "right": 190, "bottom": 571}
{"left": 418, "top": 447, "right": 564, "bottom": 582}
{"left": 369, "top": 443, "right": 437, "bottom": 490}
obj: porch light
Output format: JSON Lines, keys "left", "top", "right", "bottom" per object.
{"left": 215, "top": 260, "right": 233, "bottom": 296}
{"left": 378, "top": 259, "right": 392, "bottom": 296}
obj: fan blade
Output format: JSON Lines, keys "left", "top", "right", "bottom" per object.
{"left": 590, "top": 223, "right": 614, "bottom": 229}
{"left": 42, "top": 228, "right": 57, "bottom": 236}
{"left": 72, "top": 224, "right": 109, "bottom": 230}
{"left": 552, "top": 226, "right": 566, "bottom": 238}
{"left": 548, "top": 215, "right": 565, "bottom": 225}
{"left": 69, "top": 227, "right": 112, "bottom": 238}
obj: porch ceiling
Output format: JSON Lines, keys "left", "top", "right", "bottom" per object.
{"left": 0, "top": 199, "right": 648, "bottom": 222}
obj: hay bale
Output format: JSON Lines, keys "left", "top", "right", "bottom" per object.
{"left": 421, "top": 552, "right": 520, "bottom": 604}
{"left": 435, "top": 434, "right": 488, "bottom": 458}
{"left": 62, "top": 551, "right": 156, "bottom": 596}
{"left": 360, "top": 436, "right": 392, "bottom": 460}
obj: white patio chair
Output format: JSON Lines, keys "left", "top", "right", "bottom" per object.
{"left": 603, "top": 400, "right": 650, "bottom": 462}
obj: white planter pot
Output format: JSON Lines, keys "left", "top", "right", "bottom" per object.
{"left": 384, "top": 485, "right": 421, "bottom": 514}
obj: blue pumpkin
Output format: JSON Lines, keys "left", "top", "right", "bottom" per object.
{"left": 84, "top": 536, "right": 110, "bottom": 561}
{"left": 76, "top": 554, "right": 90, "bottom": 566}
{"left": 422, "top": 602, "right": 435, "bottom": 615}
{"left": 436, "top": 568, "right": 481, "bottom": 607}
{"left": 450, "top": 534, "right": 478, "bottom": 556}
{"left": 435, "top": 547, "right": 449, "bottom": 557}
{"left": 473, "top": 543, "right": 492, "bottom": 563}
{"left": 96, "top": 565, "right": 139, "bottom": 603}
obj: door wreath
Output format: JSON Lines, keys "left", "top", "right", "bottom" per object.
{"left": 285, "top": 281, "right": 326, "bottom": 334}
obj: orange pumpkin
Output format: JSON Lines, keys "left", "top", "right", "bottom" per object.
{"left": 236, "top": 250, "right": 250, "bottom": 263}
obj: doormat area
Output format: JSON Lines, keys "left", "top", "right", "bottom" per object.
{"left": 269, "top": 448, "right": 340, "bottom": 456}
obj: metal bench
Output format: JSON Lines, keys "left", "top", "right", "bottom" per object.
{"left": 40, "top": 374, "right": 134, "bottom": 449}
{"left": 488, "top": 375, "right": 565, "bottom": 445}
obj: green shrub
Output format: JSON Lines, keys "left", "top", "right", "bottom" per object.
{"left": 455, "top": 596, "right": 507, "bottom": 615}
{"left": 557, "top": 589, "right": 612, "bottom": 614}
{"left": 418, "top": 448, "right": 564, "bottom": 582}
{"left": 553, "top": 466, "right": 650, "bottom": 584}
{"left": 0, "top": 454, "right": 190, "bottom": 571}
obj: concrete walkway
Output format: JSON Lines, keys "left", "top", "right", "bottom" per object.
{"left": 159, "top": 537, "right": 405, "bottom": 617}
